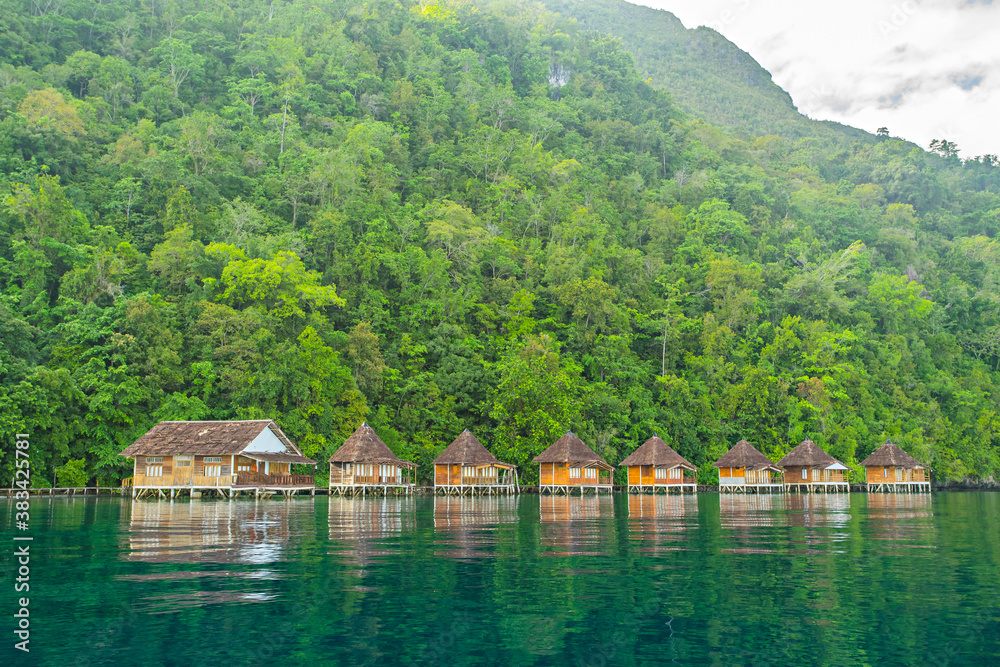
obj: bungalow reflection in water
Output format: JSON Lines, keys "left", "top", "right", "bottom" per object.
{"left": 538, "top": 495, "right": 616, "bottom": 556}
{"left": 433, "top": 496, "right": 519, "bottom": 560}
{"left": 126, "top": 500, "right": 294, "bottom": 564}
{"left": 784, "top": 493, "right": 852, "bottom": 528}
{"left": 865, "top": 493, "right": 934, "bottom": 543}
{"left": 719, "top": 493, "right": 788, "bottom": 529}
{"left": 628, "top": 494, "right": 698, "bottom": 552}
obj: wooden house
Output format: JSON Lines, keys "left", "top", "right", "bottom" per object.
{"left": 328, "top": 422, "right": 417, "bottom": 496}
{"left": 777, "top": 439, "right": 850, "bottom": 493}
{"left": 120, "top": 420, "right": 317, "bottom": 499}
{"left": 532, "top": 432, "right": 614, "bottom": 495}
{"left": 433, "top": 430, "right": 518, "bottom": 495}
{"left": 712, "top": 440, "right": 784, "bottom": 493}
{"left": 620, "top": 436, "right": 698, "bottom": 494}
{"left": 860, "top": 440, "right": 931, "bottom": 492}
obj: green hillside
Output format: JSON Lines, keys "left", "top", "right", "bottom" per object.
{"left": 547, "top": 0, "right": 876, "bottom": 144}
{"left": 1, "top": 0, "right": 999, "bottom": 486}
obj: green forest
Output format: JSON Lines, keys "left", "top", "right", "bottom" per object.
{"left": 2, "top": 0, "right": 1000, "bottom": 487}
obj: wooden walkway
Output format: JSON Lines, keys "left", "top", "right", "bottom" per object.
{"left": 1, "top": 487, "right": 126, "bottom": 497}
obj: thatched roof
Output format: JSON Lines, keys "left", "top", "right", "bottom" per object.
{"left": 531, "top": 432, "right": 614, "bottom": 471}
{"left": 120, "top": 420, "right": 314, "bottom": 463}
{"left": 619, "top": 436, "right": 696, "bottom": 470}
{"left": 328, "top": 422, "right": 417, "bottom": 468}
{"left": 777, "top": 439, "right": 843, "bottom": 468}
{"left": 434, "top": 430, "right": 513, "bottom": 468}
{"left": 712, "top": 440, "right": 782, "bottom": 471}
{"left": 860, "top": 440, "right": 926, "bottom": 469}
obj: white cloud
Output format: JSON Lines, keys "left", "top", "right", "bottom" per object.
{"left": 633, "top": 0, "right": 1000, "bottom": 157}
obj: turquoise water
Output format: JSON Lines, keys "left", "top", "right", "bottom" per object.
{"left": 2, "top": 493, "right": 998, "bottom": 666}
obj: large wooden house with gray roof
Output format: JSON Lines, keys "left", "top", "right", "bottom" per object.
{"left": 120, "top": 420, "right": 317, "bottom": 499}
{"left": 328, "top": 422, "right": 417, "bottom": 496}
{"left": 434, "top": 430, "right": 518, "bottom": 495}
{"left": 620, "top": 436, "right": 698, "bottom": 494}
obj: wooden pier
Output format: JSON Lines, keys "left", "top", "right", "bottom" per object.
{"left": 2, "top": 487, "right": 126, "bottom": 498}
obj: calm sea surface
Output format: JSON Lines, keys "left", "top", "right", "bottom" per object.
{"left": 2, "top": 492, "right": 998, "bottom": 666}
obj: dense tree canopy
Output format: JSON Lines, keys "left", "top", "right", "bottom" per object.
{"left": 1, "top": 0, "right": 999, "bottom": 485}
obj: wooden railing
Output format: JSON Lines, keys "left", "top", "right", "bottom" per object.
{"left": 652, "top": 475, "right": 696, "bottom": 485}
{"left": 130, "top": 473, "right": 313, "bottom": 488}
{"left": 330, "top": 474, "right": 407, "bottom": 486}
{"left": 439, "top": 474, "right": 512, "bottom": 486}
{"left": 234, "top": 473, "right": 314, "bottom": 487}
{"left": 566, "top": 474, "right": 613, "bottom": 486}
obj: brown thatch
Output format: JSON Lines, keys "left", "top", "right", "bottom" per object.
{"left": 120, "top": 420, "right": 313, "bottom": 463}
{"left": 860, "top": 440, "right": 926, "bottom": 469}
{"left": 531, "top": 432, "right": 614, "bottom": 471}
{"left": 328, "top": 422, "right": 417, "bottom": 468}
{"left": 619, "top": 436, "right": 696, "bottom": 470}
{"left": 777, "top": 439, "right": 843, "bottom": 468}
{"left": 712, "top": 440, "right": 782, "bottom": 471}
{"left": 434, "top": 430, "right": 513, "bottom": 468}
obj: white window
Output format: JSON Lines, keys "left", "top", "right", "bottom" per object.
{"left": 801, "top": 468, "right": 808, "bottom": 479}
{"left": 585, "top": 468, "right": 597, "bottom": 478}
{"left": 204, "top": 457, "right": 222, "bottom": 463}
{"left": 463, "top": 466, "right": 476, "bottom": 478}
{"left": 670, "top": 468, "right": 682, "bottom": 480}
{"left": 569, "top": 468, "right": 581, "bottom": 479}
{"left": 145, "top": 464, "right": 163, "bottom": 477}
{"left": 655, "top": 468, "right": 668, "bottom": 480}
{"left": 883, "top": 467, "right": 889, "bottom": 478}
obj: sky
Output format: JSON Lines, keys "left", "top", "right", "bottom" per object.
{"left": 633, "top": 0, "right": 1000, "bottom": 158}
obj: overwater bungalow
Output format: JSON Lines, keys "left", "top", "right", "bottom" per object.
{"left": 860, "top": 440, "right": 931, "bottom": 492}
{"left": 777, "top": 439, "right": 850, "bottom": 493}
{"left": 533, "top": 432, "right": 614, "bottom": 495}
{"left": 433, "top": 430, "right": 518, "bottom": 495}
{"left": 120, "top": 420, "right": 317, "bottom": 499}
{"left": 713, "top": 440, "right": 784, "bottom": 493}
{"left": 328, "top": 422, "right": 417, "bottom": 496}
{"left": 620, "top": 435, "right": 698, "bottom": 494}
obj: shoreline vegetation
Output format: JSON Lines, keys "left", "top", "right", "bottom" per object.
{"left": 2, "top": 0, "right": 1000, "bottom": 491}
